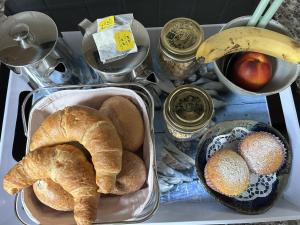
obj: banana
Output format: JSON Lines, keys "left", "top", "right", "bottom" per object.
{"left": 196, "top": 26, "right": 300, "bottom": 64}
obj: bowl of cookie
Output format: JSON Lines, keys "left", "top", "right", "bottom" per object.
{"left": 195, "top": 120, "right": 291, "bottom": 214}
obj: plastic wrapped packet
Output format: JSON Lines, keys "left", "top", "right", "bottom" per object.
{"left": 93, "top": 14, "right": 138, "bottom": 64}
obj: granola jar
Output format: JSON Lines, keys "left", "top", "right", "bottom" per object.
{"left": 163, "top": 85, "right": 214, "bottom": 141}
{"left": 158, "top": 18, "right": 204, "bottom": 80}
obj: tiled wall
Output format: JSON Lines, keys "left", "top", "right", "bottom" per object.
{"left": 5, "top": 0, "right": 260, "bottom": 31}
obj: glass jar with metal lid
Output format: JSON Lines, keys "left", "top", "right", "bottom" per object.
{"left": 158, "top": 18, "right": 204, "bottom": 80}
{"left": 163, "top": 85, "right": 214, "bottom": 141}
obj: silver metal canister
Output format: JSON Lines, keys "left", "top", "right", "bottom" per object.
{"left": 158, "top": 18, "right": 204, "bottom": 80}
{"left": 163, "top": 85, "right": 214, "bottom": 141}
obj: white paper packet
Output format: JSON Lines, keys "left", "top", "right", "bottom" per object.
{"left": 93, "top": 14, "right": 138, "bottom": 64}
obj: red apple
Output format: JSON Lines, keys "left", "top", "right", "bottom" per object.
{"left": 229, "top": 52, "right": 272, "bottom": 91}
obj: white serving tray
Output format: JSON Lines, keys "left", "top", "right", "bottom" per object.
{"left": 1, "top": 27, "right": 300, "bottom": 225}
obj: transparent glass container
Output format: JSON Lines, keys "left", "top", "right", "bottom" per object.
{"left": 158, "top": 43, "right": 201, "bottom": 80}
{"left": 163, "top": 85, "right": 214, "bottom": 141}
{"left": 158, "top": 17, "right": 204, "bottom": 80}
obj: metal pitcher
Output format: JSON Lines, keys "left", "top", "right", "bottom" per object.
{"left": 78, "top": 18, "right": 152, "bottom": 83}
{"left": 0, "top": 8, "right": 98, "bottom": 88}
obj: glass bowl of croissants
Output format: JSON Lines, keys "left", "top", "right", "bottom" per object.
{"left": 3, "top": 84, "right": 159, "bottom": 225}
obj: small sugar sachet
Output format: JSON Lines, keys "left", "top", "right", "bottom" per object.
{"left": 93, "top": 14, "right": 138, "bottom": 64}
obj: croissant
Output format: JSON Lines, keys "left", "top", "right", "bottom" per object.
{"left": 34, "top": 178, "right": 74, "bottom": 211}
{"left": 33, "top": 151, "right": 147, "bottom": 211}
{"left": 3, "top": 144, "right": 98, "bottom": 225}
{"left": 30, "top": 105, "right": 122, "bottom": 193}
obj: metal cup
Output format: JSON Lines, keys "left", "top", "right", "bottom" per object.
{"left": 212, "top": 16, "right": 300, "bottom": 96}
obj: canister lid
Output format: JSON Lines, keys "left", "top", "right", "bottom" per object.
{"left": 81, "top": 19, "right": 150, "bottom": 76}
{"left": 160, "top": 18, "right": 203, "bottom": 59}
{"left": 164, "top": 85, "right": 214, "bottom": 132}
{"left": 0, "top": 11, "right": 57, "bottom": 67}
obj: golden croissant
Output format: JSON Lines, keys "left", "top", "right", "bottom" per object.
{"left": 33, "top": 151, "right": 147, "bottom": 211}
{"left": 3, "top": 144, "right": 98, "bottom": 225}
{"left": 30, "top": 105, "right": 122, "bottom": 193}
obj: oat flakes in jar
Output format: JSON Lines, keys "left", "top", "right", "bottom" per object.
{"left": 159, "top": 18, "right": 204, "bottom": 80}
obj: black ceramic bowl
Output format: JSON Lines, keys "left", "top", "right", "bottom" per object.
{"left": 195, "top": 120, "right": 292, "bottom": 214}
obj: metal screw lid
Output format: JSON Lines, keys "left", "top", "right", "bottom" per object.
{"left": 164, "top": 85, "right": 214, "bottom": 132}
{"left": 0, "top": 11, "right": 57, "bottom": 67}
{"left": 160, "top": 17, "right": 204, "bottom": 60}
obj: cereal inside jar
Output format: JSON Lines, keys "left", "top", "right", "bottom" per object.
{"left": 158, "top": 18, "right": 204, "bottom": 80}
{"left": 163, "top": 85, "right": 214, "bottom": 141}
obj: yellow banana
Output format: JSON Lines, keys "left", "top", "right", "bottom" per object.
{"left": 196, "top": 26, "right": 300, "bottom": 64}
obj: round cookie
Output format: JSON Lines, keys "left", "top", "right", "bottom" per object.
{"left": 205, "top": 149, "right": 250, "bottom": 197}
{"left": 239, "top": 132, "right": 285, "bottom": 175}
{"left": 99, "top": 96, "right": 144, "bottom": 152}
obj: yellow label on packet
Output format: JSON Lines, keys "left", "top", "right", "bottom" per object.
{"left": 97, "top": 16, "right": 115, "bottom": 32}
{"left": 114, "top": 30, "right": 135, "bottom": 52}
